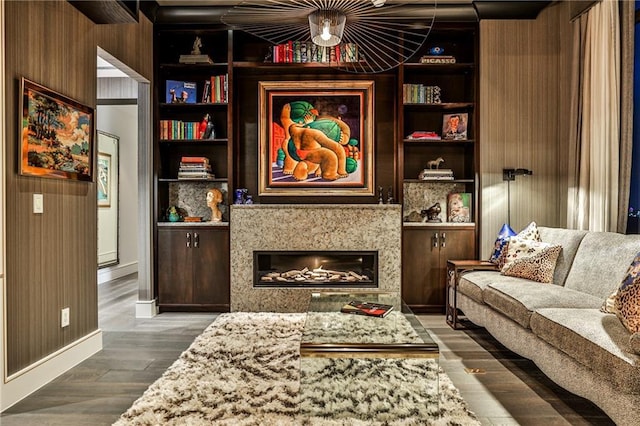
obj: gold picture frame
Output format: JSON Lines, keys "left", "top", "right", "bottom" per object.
{"left": 258, "top": 80, "right": 374, "bottom": 196}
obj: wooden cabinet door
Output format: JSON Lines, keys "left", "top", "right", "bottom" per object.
{"left": 433, "top": 228, "right": 476, "bottom": 308}
{"left": 402, "top": 227, "right": 476, "bottom": 313}
{"left": 157, "top": 228, "right": 193, "bottom": 305}
{"left": 192, "top": 228, "right": 230, "bottom": 308}
{"left": 402, "top": 228, "right": 440, "bottom": 312}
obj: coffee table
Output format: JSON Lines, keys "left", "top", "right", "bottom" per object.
{"left": 299, "top": 292, "right": 440, "bottom": 421}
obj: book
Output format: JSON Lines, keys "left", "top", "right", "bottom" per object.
{"left": 340, "top": 300, "right": 394, "bottom": 318}
{"left": 420, "top": 55, "right": 456, "bottom": 64}
{"left": 179, "top": 54, "right": 213, "bottom": 64}
{"left": 442, "top": 113, "right": 468, "bottom": 140}
{"left": 166, "top": 80, "right": 197, "bottom": 104}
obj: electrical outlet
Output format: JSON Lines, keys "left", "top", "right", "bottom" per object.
{"left": 61, "top": 307, "right": 70, "bottom": 328}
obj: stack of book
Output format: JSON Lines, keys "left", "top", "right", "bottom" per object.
{"left": 419, "top": 55, "right": 456, "bottom": 64}
{"left": 178, "top": 156, "right": 215, "bottom": 180}
{"left": 406, "top": 131, "right": 441, "bottom": 141}
{"left": 418, "top": 168, "right": 454, "bottom": 181}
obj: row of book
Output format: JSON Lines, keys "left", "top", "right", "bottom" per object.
{"left": 160, "top": 120, "right": 203, "bottom": 140}
{"left": 202, "top": 74, "right": 228, "bottom": 103}
{"left": 178, "top": 156, "right": 215, "bottom": 180}
{"left": 165, "top": 75, "right": 228, "bottom": 104}
{"left": 403, "top": 84, "right": 442, "bottom": 104}
{"left": 272, "top": 41, "right": 359, "bottom": 64}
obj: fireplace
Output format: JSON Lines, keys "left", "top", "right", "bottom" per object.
{"left": 230, "top": 204, "right": 401, "bottom": 312}
{"left": 254, "top": 251, "right": 378, "bottom": 288}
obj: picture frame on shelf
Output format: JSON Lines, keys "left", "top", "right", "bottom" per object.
{"left": 447, "top": 192, "right": 472, "bottom": 223}
{"left": 19, "top": 78, "right": 94, "bottom": 181}
{"left": 442, "top": 112, "right": 468, "bottom": 141}
{"left": 258, "top": 80, "right": 374, "bottom": 196}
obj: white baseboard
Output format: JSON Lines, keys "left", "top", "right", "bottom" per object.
{"left": 97, "top": 261, "right": 138, "bottom": 284}
{"left": 1, "top": 330, "right": 102, "bottom": 412}
{"left": 136, "top": 299, "right": 157, "bottom": 318}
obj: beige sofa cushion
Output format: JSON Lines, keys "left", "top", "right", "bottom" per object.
{"left": 483, "top": 281, "right": 602, "bottom": 328}
{"left": 459, "top": 271, "right": 528, "bottom": 304}
{"left": 564, "top": 232, "right": 640, "bottom": 299}
{"left": 531, "top": 308, "right": 640, "bottom": 394}
{"left": 537, "top": 227, "right": 588, "bottom": 285}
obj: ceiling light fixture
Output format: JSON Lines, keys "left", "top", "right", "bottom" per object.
{"left": 308, "top": 9, "right": 346, "bottom": 47}
{"left": 221, "top": 0, "right": 435, "bottom": 74}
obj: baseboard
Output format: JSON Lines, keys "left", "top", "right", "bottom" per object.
{"left": 136, "top": 298, "right": 158, "bottom": 318}
{"left": 1, "top": 329, "right": 103, "bottom": 412}
{"left": 97, "top": 261, "right": 138, "bottom": 284}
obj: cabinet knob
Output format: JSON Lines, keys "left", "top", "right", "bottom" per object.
{"left": 441, "top": 232, "right": 446, "bottom": 248}
{"left": 194, "top": 232, "right": 199, "bottom": 248}
{"left": 186, "top": 232, "right": 191, "bottom": 248}
{"left": 433, "top": 232, "right": 439, "bottom": 248}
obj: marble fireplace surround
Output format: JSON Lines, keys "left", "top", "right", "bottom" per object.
{"left": 230, "top": 204, "right": 402, "bottom": 312}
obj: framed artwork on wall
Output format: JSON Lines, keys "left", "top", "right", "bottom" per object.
{"left": 258, "top": 80, "right": 374, "bottom": 196}
{"left": 97, "top": 152, "right": 112, "bottom": 207}
{"left": 19, "top": 77, "right": 94, "bottom": 181}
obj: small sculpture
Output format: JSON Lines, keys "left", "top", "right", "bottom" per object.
{"left": 199, "top": 113, "right": 216, "bottom": 140}
{"left": 191, "top": 37, "right": 203, "bottom": 55}
{"left": 426, "top": 157, "right": 445, "bottom": 169}
{"left": 167, "top": 206, "right": 181, "bottom": 222}
{"left": 206, "top": 188, "right": 223, "bottom": 222}
{"left": 421, "top": 202, "right": 442, "bottom": 223}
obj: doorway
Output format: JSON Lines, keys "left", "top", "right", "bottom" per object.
{"left": 96, "top": 47, "right": 155, "bottom": 318}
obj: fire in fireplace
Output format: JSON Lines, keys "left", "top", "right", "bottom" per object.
{"left": 253, "top": 251, "right": 378, "bottom": 288}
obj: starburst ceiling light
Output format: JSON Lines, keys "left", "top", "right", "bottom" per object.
{"left": 221, "top": 0, "right": 436, "bottom": 73}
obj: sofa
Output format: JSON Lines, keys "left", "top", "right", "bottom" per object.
{"left": 455, "top": 226, "right": 640, "bottom": 426}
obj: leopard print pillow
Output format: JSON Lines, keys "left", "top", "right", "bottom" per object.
{"left": 501, "top": 236, "right": 562, "bottom": 283}
{"left": 601, "top": 252, "right": 640, "bottom": 314}
{"left": 614, "top": 253, "right": 640, "bottom": 334}
{"left": 491, "top": 221, "right": 541, "bottom": 268}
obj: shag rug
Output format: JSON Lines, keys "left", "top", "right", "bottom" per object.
{"left": 114, "top": 313, "right": 480, "bottom": 425}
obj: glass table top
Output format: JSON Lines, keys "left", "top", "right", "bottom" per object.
{"left": 300, "top": 292, "right": 439, "bottom": 358}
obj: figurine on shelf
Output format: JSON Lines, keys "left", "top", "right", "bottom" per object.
{"left": 378, "top": 186, "right": 384, "bottom": 204}
{"left": 199, "top": 113, "right": 216, "bottom": 140}
{"left": 426, "top": 157, "right": 445, "bottom": 169}
{"left": 191, "top": 36, "right": 203, "bottom": 55}
{"left": 206, "top": 188, "right": 223, "bottom": 222}
{"left": 167, "top": 206, "right": 181, "bottom": 222}
{"left": 421, "top": 202, "right": 442, "bottom": 223}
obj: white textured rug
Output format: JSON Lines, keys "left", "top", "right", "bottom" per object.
{"left": 114, "top": 313, "right": 480, "bottom": 425}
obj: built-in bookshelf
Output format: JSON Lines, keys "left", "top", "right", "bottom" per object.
{"left": 398, "top": 24, "right": 479, "bottom": 313}
{"left": 153, "top": 23, "right": 479, "bottom": 313}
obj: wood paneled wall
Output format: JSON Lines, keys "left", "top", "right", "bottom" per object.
{"left": 4, "top": 0, "right": 152, "bottom": 376}
{"left": 479, "top": 2, "right": 573, "bottom": 257}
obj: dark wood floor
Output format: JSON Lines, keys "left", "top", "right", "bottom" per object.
{"left": 1, "top": 275, "right": 614, "bottom": 425}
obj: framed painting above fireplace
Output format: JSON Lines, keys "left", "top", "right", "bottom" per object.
{"left": 258, "top": 80, "right": 374, "bottom": 196}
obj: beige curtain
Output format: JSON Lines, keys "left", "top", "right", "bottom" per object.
{"left": 567, "top": 0, "right": 620, "bottom": 232}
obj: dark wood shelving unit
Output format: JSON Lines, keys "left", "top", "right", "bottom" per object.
{"left": 399, "top": 24, "right": 480, "bottom": 313}
{"left": 154, "top": 27, "right": 233, "bottom": 312}
{"left": 152, "top": 23, "right": 480, "bottom": 314}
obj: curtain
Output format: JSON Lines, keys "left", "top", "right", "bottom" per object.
{"left": 567, "top": 0, "right": 620, "bottom": 232}
{"left": 617, "top": 0, "right": 634, "bottom": 233}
